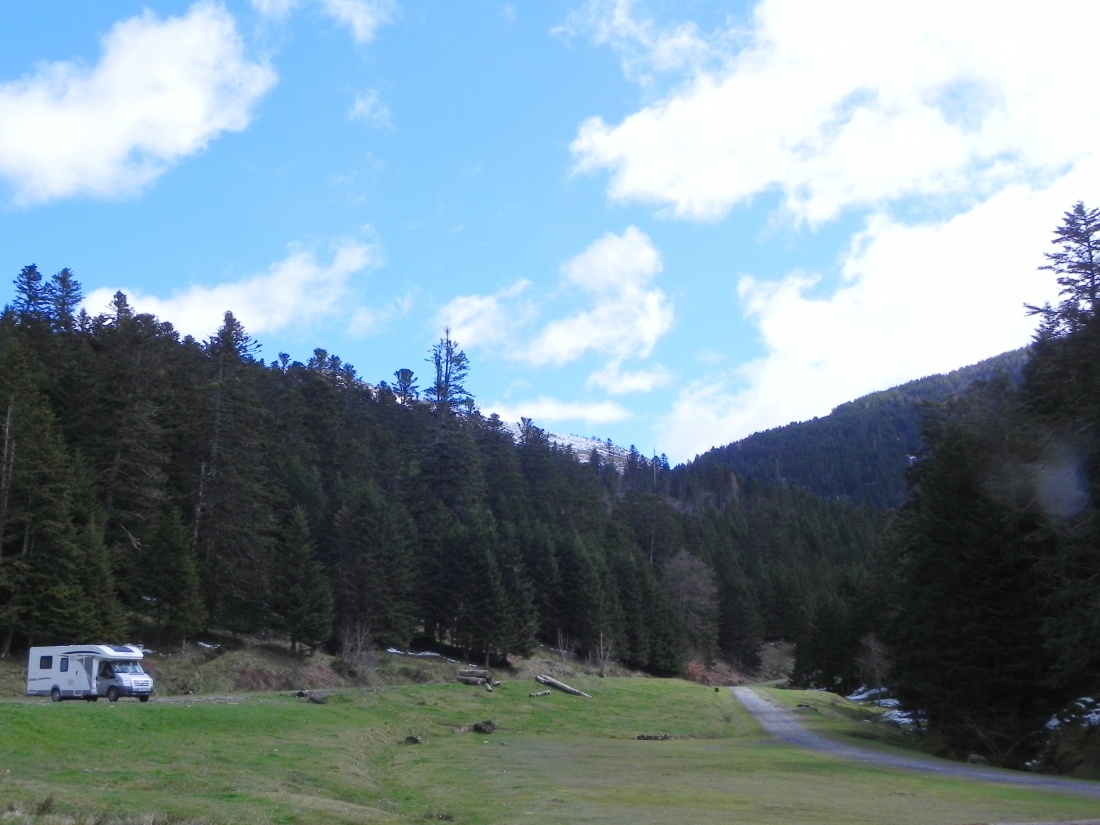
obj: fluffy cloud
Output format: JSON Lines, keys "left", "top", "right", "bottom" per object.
{"left": 252, "top": 0, "right": 395, "bottom": 43}
{"left": 349, "top": 88, "right": 392, "bottom": 128}
{"left": 435, "top": 280, "right": 535, "bottom": 350}
{"left": 585, "top": 361, "right": 672, "bottom": 395}
{"left": 438, "top": 227, "right": 674, "bottom": 435}
{"left": 526, "top": 226, "right": 673, "bottom": 367}
{"left": 568, "top": 0, "right": 1100, "bottom": 462}
{"left": 435, "top": 226, "right": 674, "bottom": 380}
{"left": 656, "top": 177, "right": 1081, "bottom": 462}
{"left": 0, "top": 2, "right": 275, "bottom": 205}
{"left": 83, "top": 239, "right": 381, "bottom": 341}
{"left": 571, "top": 0, "right": 1100, "bottom": 224}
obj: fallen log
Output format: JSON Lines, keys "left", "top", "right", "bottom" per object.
{"left": 458, "top": 669, "right": 492, "bottom": 680}
{"left": 528, "top": 689, "right": 552, "bottom": 697}
{"left": 456, "top": 675, "right": 486, "bottom": 686}
{"left": 535, "top": 674, "right": 592, "bottom": 698}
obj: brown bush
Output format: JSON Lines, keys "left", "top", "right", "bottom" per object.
{"left": 683, "top": 661, "right": 745, "bottom": 687}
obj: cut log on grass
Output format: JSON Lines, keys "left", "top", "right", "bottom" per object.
{"left": 456, "top": 675, "right": 486, "bottom": 686}
{"left": 458, "top": 669, "right": 491, "bottom": 680}
{"left": 528, "top": 689, "right": 552, "bottom": 697}
{"left": 535, "top": 674, "right": 592, "bottom": 698}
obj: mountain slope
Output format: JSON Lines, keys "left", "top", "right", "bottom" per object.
{"left": 673, "top": 348, "right": 1029, "bottom": 510}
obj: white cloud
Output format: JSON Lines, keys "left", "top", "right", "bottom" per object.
{"left": 586, "top": 361, "right": 671, "bottom": 395}
{"left": 487, "top": 396, "right": 632, "bottom": 428}
{"left": 349, "top": 292, "right": 413, "bottom": 337}
{"left": 84, "top": 238, "right": 382, "bottom": 341}
{"left": 251, "top": 0, "right": 298, "bottom": 18}
{"left": 0, "top": 2, "right": 275, "bottom": 205}
{"left": 558, "top": 0, "right": 725, "bottom": 86}
{"left": 571, "top": 0, "right": 1100, "bottom": 224}
{"left": 319, "top": 0, "right": 396, "bottom": 44}
{"left": 568, "top": 1, "right": 1100, "bottom": 462}
{"left": 349, "top": 88, "right": 392, "bottom": 128}
{"left": 252, "top": 0, "right": 394, "bottom": 42}
{"left": 435, "top": 280, "right": 535, "bottom": 350}
{"left": 525, "top": 226, "right": 673, "bottom": 365}
{"left": 433, "top": 227, "right": 674, "bottom": 379}
{"left": 656, "top": 177, "right": 1082, "bottom": 462}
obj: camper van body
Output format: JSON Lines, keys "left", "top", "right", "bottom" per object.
{"left": 26, "top": 644, "right": 154, "bottom": 702}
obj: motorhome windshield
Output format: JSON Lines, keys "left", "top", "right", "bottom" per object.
{"left": 111, "top": 661, "right": 145, "bottom": 674}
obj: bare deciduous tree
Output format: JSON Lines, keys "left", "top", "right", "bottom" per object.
{"left": 339, "top": 620, "right": 377, "bottom": 679}
{"left": 660, "top": 550, "right": 719, "bottom": 655}
{"left": 855, "top": 632, "right": 892, "bottom": 689}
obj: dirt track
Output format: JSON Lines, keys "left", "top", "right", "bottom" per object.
{"left": 732, "top": 686, "right": 1100, "bottom": 810}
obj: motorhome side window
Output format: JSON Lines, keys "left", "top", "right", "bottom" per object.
{"left": 39, "top": 656, "right": 52, "bottom": 669}
{"left": 60, "top": 657, "right": 69, "bottom": 673}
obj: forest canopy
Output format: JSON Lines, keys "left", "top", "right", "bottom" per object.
{"left": 1, "top": 204, "right": 1096, "bottom": 772}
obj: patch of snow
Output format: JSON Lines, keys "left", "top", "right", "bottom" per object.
{"left": 846, "top": 686, "right": 890, "bottom": 702}
{"left": 1045, "top": 696, "right": 1100, "bottom": 731}
{"left": 882, "top": 709, "right": 921, "bottom": 726}
{"left": 384, "top": 648, "right": 458, "bottom": 663}
{"left": 502, "top": 424, "right": 634, "bottom": 470}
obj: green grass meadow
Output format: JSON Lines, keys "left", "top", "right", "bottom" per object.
{"left": 1, "top": 679, "right": 1098, "bottom": 825}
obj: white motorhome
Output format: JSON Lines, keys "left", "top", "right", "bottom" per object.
{"left": 26, "top": 644, "right": 154, "bottom": 702}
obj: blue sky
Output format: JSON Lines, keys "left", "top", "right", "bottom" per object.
{"left": 0, "top": 1, "right": 1095, "bottom": 464}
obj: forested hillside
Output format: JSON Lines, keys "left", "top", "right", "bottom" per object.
{"left": 677, "top": 348, "right": 1029, "bottom": 510}
{"left": 0, "top": 269, "right": 880, "bottom": 677}
{"left": 879, "top": 203, "right": 1100, "bottom": 765}
{"left": 3, "top": 203, "right": 1097, "bottom": 774}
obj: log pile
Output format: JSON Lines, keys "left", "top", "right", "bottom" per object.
{"left": 456, "top": 669, "right": 500, "bottom": 690}
{"left": 534, "top": 674, "right": 591, "bottom": 698}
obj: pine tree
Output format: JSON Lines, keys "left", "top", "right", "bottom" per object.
{"left": 142, "top": 508, "right": 206, "bottom": 645}
{"left": 1027, "top": 201, "right": 1100, "bottom": 335}
{"left": 425, "top": 328, "right": 472, "bottom": 443}
{"left": 885, "top": 380, "right": 1056, "bottom": 758}
{"left": 45, "top": 268, "right": 82, "bottom": 334}
{"left": 271, "top": 507, "right": 334, "bottom": 654}
{"left": 10, "top": 265, "right": 49, "bottom": 327}
{"left": 331, "top": 481, "right": 418, "bottom": 649}
{"left": 192, "top": 312, "right": 277, "bottom": 633}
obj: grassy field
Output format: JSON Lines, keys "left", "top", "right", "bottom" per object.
{"left": 2, "top": 676, "right": 1099, "bottom": 825}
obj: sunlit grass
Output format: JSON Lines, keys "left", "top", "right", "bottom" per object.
{"left": 1, "top": 679, "right": 1097, "bottom": 824}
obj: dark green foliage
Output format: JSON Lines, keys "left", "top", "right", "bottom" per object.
{"left": 141, "top": 508, "right": 206, "bottom": 644}
{"left": 271, "top": 507, "right": 334, "bottom": 654}
{"left": 1028, "top": 201, "right": 1100, "bottom": 335}
{"left": 331, "top": 481, "right": 418, "bottom": 649}
{"left": 0, "top": 260, "right": 935, "bottom": 680}
{"left": 675, "top": 349, "right": 1028, "bottom": 510}
{"left": 884, "top": 379, "right": 1060, "bottom": 758}
{"left": 881, "top": 205, "right": 1100, "bottom": 763}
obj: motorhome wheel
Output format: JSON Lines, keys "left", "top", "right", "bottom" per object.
{"left": 107, "top": 687, "right": 119, "bottom": 702}
{"left": 50, "top": 687, "right": 61, "bottom": 702}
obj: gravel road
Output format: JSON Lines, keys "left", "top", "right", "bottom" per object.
{"left": 731, "top": 686, "right": 1100, "bottom": 806}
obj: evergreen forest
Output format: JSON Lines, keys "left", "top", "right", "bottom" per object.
{"left": 1, "top": 203, "right": 1098, "bottom": 768}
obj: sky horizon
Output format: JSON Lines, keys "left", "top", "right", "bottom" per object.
{"left": 1, "top": 1, "right": 1094, "bottom": 465}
